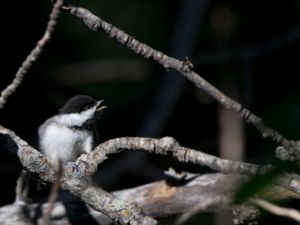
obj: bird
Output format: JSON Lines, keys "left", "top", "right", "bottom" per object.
{"left": 38, "top": 95, "right": 107, "bottom": 166}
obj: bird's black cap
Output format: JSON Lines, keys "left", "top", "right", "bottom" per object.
{"left": 59, "top": 95, "right": 98, "bottom": 114}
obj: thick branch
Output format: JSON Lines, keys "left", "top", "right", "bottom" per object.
{"left": 2, "top": 173, "right": 299, "bottom": 225}
{"left": 66, "top": 5, "right": 300, "bottom": 160}
{"left": 0, "top": 125, "right": 156, "bottom": 225}
{"left": 0, "top": 173, "right": 241, "bottom": 225}
{"left": 0, "top": 0, "right": 63, "bottom": 110}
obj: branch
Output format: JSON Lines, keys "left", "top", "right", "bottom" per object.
{"left": 2, "top": 122, "right": 297, "bottom": 198}
{"left": 80, "top": 137, "right": 260, "bottom": 177}
{"left": 0, "top": 0, "right": 64, "bottom": 110}
{"left": 76, "top": 136, "right": 300, "bottom": 196}
{"left": 251, "top": 198, "right": 300, "bottom": 223}
{"left": 0, "top": 173, "right": 241, "bottom": 224}
{"left": 2, "top": 173, "right": 299, "bottom": 224}
{"left": 1, "top": 125, "right": 300, "bottom": 223}
{"left": 0, "top": 125, "right": 157, "bottom": 225}
{"left": 65, "top": 5, "right": 300, "bottom": 160}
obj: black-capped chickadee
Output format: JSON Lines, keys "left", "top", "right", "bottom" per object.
{"left": 38, "top": 95, "right": 107, "bottom": 165}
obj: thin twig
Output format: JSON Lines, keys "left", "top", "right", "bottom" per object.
{"left": 41, "top": 161, "right": 63, "bottom": 225}
{"left": 0, "top": 0, "right": 64, "bottom": 110}
{"left": 66, "top": 5, "right": 300, "bottom": 160}
{"left": 251, "top": 198, "right": 300, "bottom": 223}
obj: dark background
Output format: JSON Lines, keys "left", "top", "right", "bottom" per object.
{"left": 1, "top": 0, "right": 300, "bottom": 224}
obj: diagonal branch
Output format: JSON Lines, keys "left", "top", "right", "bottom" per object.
{"left": 0, "top": 0, "right": 64, "bottom": 110}
{"left": 65, "top": 5, "right": 300, "bottom": 160}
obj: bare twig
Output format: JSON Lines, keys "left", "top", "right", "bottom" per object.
{"left": 251, "top": 198, "right": 300, "bottom": 223}
{"left": 41, "top": 161, "right": 63, "bottom": 225}
{"left": 66, "top": 5, "right": 300, "bottom": 160}
{"left": 79, "top": 136, "right": 260, "bottom": 177}
{"left": 79, "top": 137, "right": 300, "bottom": 196}
{"left": 0, "top": 0, "right": 64, "bottom": 110}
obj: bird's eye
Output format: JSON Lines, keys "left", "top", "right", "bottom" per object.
{"left": 82, "top": 105, "right": 91, "bottom": 111}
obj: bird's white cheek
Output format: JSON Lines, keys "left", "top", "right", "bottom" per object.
{"left": 56, "top": 107, "right": 96, "bottom": 127}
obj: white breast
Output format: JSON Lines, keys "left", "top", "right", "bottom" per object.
{"left": 38, "top": 117, "right": 93, "bottom": 164}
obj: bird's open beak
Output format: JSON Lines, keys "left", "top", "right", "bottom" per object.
{"left": 96, "top": 100, "right": 108, "bottom": 112}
